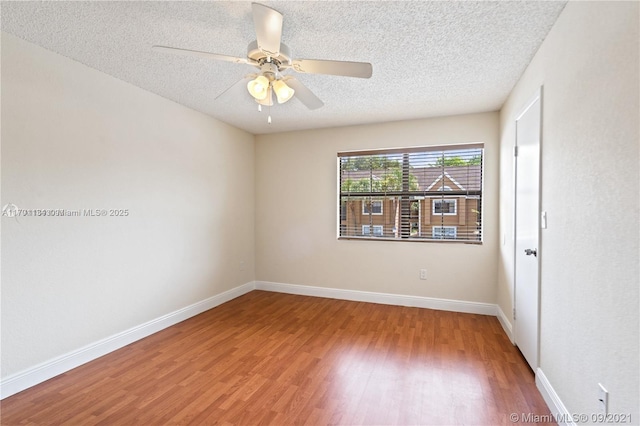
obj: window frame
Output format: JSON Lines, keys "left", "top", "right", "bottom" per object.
{"left": 432, "top": 226, "right": 457, "bottom": 239}
{"left": 432, "top": 199, "right": 457, "bottom": 216}
{"left": 362, "top": 225, "right": 384, "bottom": 237}
{"left": 338, "top": 143, "right": 483, "bottom": 244}
{"left": 362, "top": 199, "right": 383, "bottom": 215}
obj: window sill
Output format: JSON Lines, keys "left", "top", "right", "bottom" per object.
{"left": 337, "top": 236, "right": 483, "bottom": 244}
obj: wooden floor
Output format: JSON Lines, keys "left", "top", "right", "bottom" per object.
{"left": 1, "top": 291, "right": 553, "bottom": 425}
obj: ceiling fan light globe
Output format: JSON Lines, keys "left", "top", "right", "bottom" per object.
{"left": 273, "top": 80, "right": 295, "bottom": 104}
{"left": 247, "top": 75, "right": 270, "bottom": 100}
{"left": 256, "top": 97, "right": 273, "bottom": 106}
{"left": 255, "top": 86, "right": 274, "bottom": 106}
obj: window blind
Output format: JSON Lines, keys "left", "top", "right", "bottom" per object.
{"left": 338, "top": 144, "right": 483, "bottom": 243}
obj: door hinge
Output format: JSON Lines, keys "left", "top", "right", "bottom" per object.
{"left": 513, "top": 146, "right": 519, "bottom": 157}
{"left": 513, "top": 308, "right": 516, "bottom": 320}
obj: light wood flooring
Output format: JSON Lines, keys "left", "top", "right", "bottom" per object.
{"left": 1, "top": 291, "right": 553, "bottom": 425}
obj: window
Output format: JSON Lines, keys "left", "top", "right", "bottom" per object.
{"left": 433, "top": 199, "right": 457, "bottom": 215}
{"left": 362, "top": 200, "right": 383, "bottom": 215}
{"left": 338, "top": 143, "right": 483, "bottom": 243}
{"left": 432, "top": 226, "right": 457, "bottom": 239}
{"left": 362, "top": 225, "right": 383, "bottom": 236}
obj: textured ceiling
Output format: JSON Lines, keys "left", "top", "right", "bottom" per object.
{"left": 1, "top": 1, "right": 566, "bottom": 135}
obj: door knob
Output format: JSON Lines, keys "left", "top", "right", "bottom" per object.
{"left": 524, "top": 248, "right": 537, "bottom": 257}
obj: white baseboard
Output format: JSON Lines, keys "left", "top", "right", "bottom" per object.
{"left": 536, "top": 368, "right": 576, "bottom": 426}
{"left": 255, "top": 281, "right": 497, "bottom": 316}
{"left": 0, "top": 281, "right": 255, "bottom": 399}
{"left": 496, "top": 305, "right": 514, "bottom": 343}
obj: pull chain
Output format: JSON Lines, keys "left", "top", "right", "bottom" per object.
{"left": 267, "top": 87, "right": 273, "bottom": 124}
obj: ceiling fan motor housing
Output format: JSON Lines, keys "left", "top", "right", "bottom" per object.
{"left": 247, "top": 40, "right": 292, "bottom": 71}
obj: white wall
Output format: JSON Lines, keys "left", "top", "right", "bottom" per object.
{"left": 0, "top": 33, "right": 256, "bottom": 378}
{"left": 498, "top": 1, "right": 638, "bottom": 418}
{"left": 255, "top": 112, "right": 499, "bottom": 303}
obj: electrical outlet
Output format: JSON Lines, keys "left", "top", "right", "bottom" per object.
{"left": 419, "top": 269, "right": 427, "bottom": 280}
{"left": 598, "top": 383, "right": 608, "bottom": 415}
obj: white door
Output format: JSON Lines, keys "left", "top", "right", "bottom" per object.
{"left": 514, "top": 88, "right": 542, "bottom": 371}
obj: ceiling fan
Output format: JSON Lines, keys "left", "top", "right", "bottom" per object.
{"left": 153, "top": 3, "right": 372, "bottom": 120}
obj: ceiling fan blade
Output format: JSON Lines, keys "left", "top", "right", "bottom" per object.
{"left": 252, "top": 3, "right": 283, "bottom": 57}
{"left": 152, "top": 45, "right": 254, "bottom": 65}
{"left": 284, "top": 77, "right": 324, "bottom": 110}
{"left": 291, "top": 59, "right": 373, "bottom": 78}
{"left": 214, "top": 75, "right": 256, "bottom": 101}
